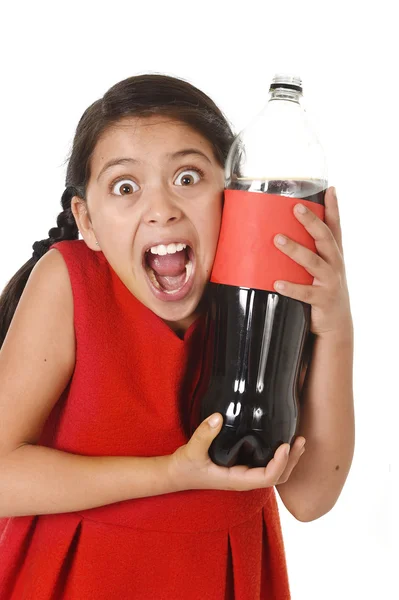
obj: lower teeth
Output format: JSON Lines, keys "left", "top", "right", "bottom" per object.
{"left": 146, "top": 260, "right": 193, "bottom": 294}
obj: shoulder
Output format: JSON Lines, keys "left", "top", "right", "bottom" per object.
{"left": 32, "top": 247, "right": 74, "bottom": 313}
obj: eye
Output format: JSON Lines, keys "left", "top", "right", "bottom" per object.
{"left": 174, "top": 167, "right": 204, "bottom": 186}
{"left": 111, "top": 178, "right": 139, "bottom": 196}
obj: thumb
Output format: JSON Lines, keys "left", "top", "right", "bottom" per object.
{"left": 207, "top": 413, "right": 223, "bottom": 429}
{"left": 189, "top": 413, "right": 223, "bottom": 454}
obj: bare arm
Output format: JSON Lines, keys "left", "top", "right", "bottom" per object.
{"left": 0, "top": 249, "right": 173, "bottom": 518}
{"left": 0, "top": 444, "right": 174, "bottom": 518}
{"left": 276, "top": 327, "right": 355, "bottom": 522}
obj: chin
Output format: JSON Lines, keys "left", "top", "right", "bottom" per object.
{"left": 149, "top": 293, "right": 200, "bottom": 323}
{"left": 147, "top": 277, "right": 209, "bottom": 322}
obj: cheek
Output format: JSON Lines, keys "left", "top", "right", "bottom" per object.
{"left": 202, "top": 217, "right": 222, "bottom": 259}
{"left": 193, "top": 193, "right": 223, "bottom": 258}
{"left": 208, "top": 192, "right": 223, "bottom": 224}
{"left": 209, "top": 203, "right": 223, "bottom": 246}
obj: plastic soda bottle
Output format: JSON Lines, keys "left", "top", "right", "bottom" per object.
{"left": 190, "top": 74, "right": 327, "bottom": 467}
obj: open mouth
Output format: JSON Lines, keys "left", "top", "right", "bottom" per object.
{"left": 142, "top": 242, "right": 196, "bottom": 302}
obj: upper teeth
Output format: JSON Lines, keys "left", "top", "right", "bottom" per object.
{"left": 147, "top": 242, "right": 187, "bottom": 255}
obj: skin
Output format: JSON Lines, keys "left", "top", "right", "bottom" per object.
{"left": 71, "top": 115, "right": 225, "bottom": 336}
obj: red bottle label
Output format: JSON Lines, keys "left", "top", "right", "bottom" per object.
{"left": 210, "top": 189, "right": 325, "bottom": 291}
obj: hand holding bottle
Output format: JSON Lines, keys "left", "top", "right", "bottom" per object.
{"left": 169, "top": 413, "right": 306, "bottom": 492}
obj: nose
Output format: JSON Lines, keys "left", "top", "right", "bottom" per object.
{"left": 143, "top": 188, "right": 183, "bottom": 227}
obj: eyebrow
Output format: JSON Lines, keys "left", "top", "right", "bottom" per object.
{"left": 96, "top": 148, "right": 212, "bottom": 182}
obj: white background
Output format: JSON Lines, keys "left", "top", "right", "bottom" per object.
{"left": 0, "top": 1, "right": 396, "bottom": 598}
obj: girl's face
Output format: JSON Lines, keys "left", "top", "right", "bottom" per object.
{"left": 71, "top": 115, "right": 225, "bottom": 334}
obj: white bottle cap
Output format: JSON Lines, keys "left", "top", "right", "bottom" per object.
{"left": 270, "top": 74, "right": 302, "bottom": 93}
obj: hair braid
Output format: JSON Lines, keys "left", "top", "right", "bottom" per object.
{"left": 32, "top": 187, "right": 79, "bottom": 261}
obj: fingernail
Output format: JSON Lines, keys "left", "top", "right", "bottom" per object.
{"left": 332, "top": 186, "right": 337, "bottom": 198}
{"left": 295, "top": 203, "right": 307, "bottom": 214}
{"left": 285, "top": 444, "right": 290, "bottom": 457}
{"left": 276, "top": 235, "right": 287, "bottom": 245}
{"left": 208, "top": 414, "right": 221, "bottom": 428}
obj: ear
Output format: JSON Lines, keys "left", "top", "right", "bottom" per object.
{"left": 70, "top": 196, "right": 100, "bottom": 251}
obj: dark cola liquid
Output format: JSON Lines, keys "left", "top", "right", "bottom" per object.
{"left": 194, "top": 180, "right": 326, "bottom": 468}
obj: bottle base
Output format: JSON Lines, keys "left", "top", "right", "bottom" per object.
{"left": 209, "top": 427, "right": 280, "bottom": 468}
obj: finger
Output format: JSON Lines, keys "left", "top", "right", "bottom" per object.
{"left": 276, "top": 439, "right": 306, "bottom": 485}
{"left": 225, "top": 438, "right": 306, "bottom": 490}
{"left": 225, "top": 443, "right": 290, "bottom": 490}
{"left": 290, "top": 192, "right": 343, "bottom": 268}
{"left": 273, "top": 279, "right": 324, "bottom": 306}
{"left": 325, "top": 187, "right": 344, "bottom": 257}
{"left": 247, "top": 442, "right": 292, "bottom": 487}
{"left": 262, "top": 438, "right": 306, "bottom": 486}
{"left": 274, "top": 232, "right": 328, "bottom": 280}
{"left": 276, "top": 449, "right": 306, "bottom": 485}
{"left": 262, "top": 442, "right": 293, "bottom": 485}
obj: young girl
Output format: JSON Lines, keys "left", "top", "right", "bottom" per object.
{"left": 0, "top": 74, "right": 355, "bottom": 599}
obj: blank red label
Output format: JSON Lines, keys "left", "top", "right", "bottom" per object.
{"left": 210, "top": 189, "right": 325, "bottom": 291}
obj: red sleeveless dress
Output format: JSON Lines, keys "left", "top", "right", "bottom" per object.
{"left": 0, "top": 240, "right": 291, "bottom": 599}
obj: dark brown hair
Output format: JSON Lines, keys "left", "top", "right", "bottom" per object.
{"left": 0, "top": 74, "right": 236, "bottom": 349}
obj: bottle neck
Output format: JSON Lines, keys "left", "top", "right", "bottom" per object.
{"left": 269, "top": 87, "right": 302, "bottom": 104}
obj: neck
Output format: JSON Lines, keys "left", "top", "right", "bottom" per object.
{"left": 163, "top": 287, "right": 210, "bottom": 338}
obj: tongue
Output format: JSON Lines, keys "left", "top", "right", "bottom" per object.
{"left": 146, "top": 248, "right": 187, "bottom": 276}
{"left": 146, "top": 248, "right": 188, "bottom": 292}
